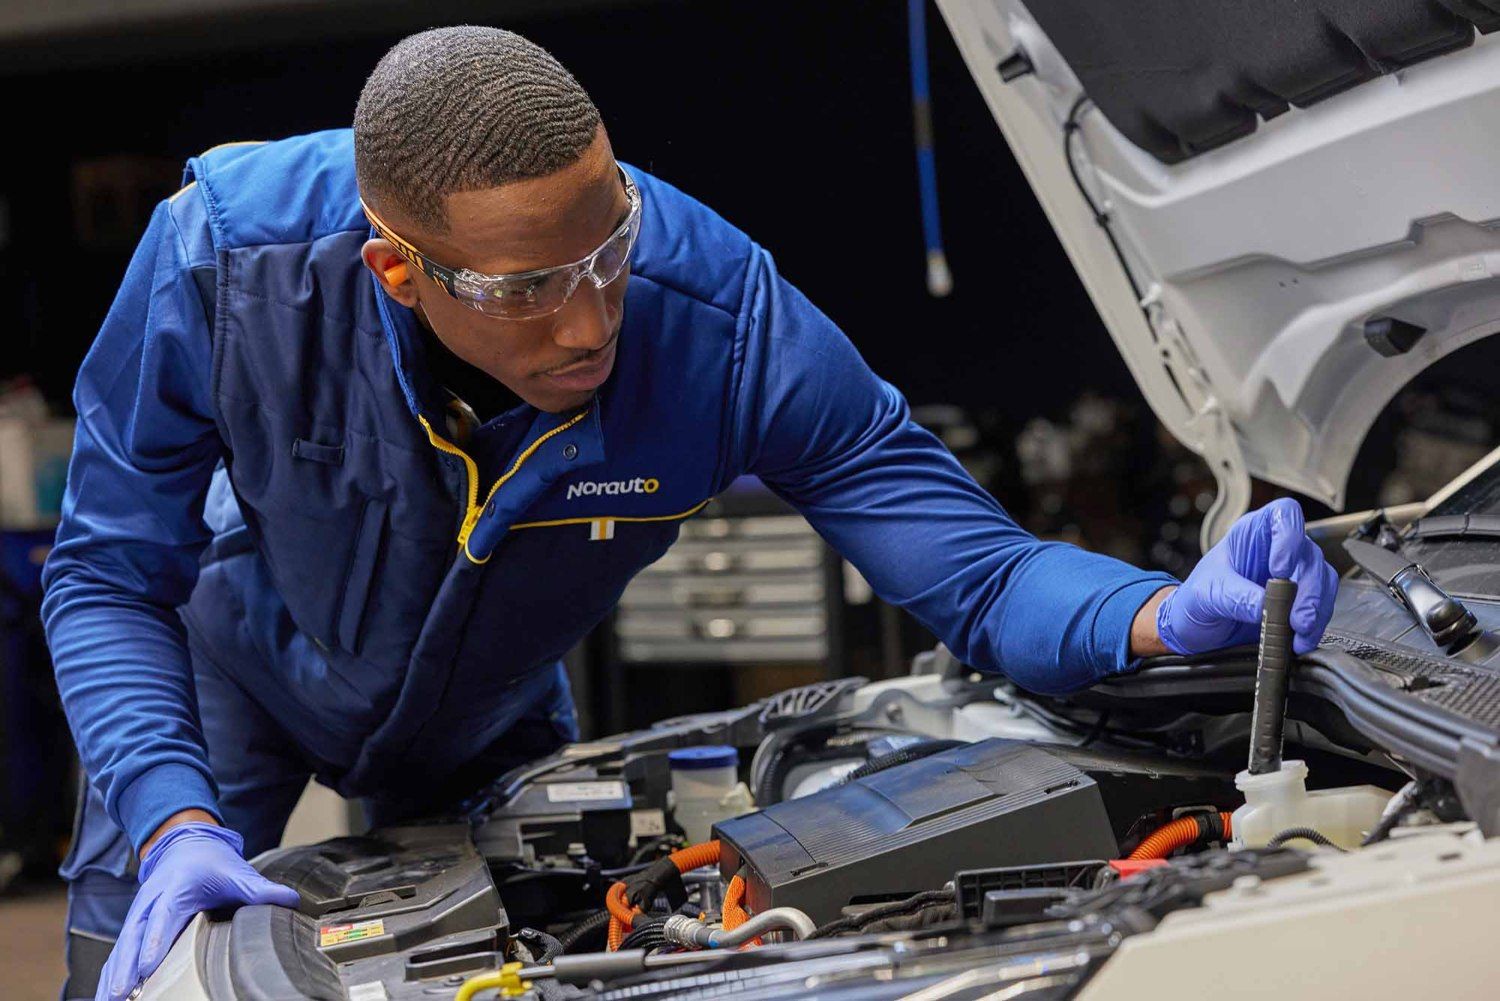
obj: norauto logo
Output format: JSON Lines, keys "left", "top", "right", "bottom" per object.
{"left": 566, "top": 477, "right": 660, "bottom": 501}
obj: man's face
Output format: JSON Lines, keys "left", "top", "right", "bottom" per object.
{"left": 363, "top": 127, "right": 630, "bottom": 414}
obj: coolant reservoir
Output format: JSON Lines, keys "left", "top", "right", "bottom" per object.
{"left": 668, "top": 746, "right": 756, "bottom": 844}
{"left": 1231, "top": 760, "right": 1392, "bottom": 851}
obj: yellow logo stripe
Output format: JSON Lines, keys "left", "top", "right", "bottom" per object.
{"left": 510, "top": 499, "right": 710, "bottom": 532}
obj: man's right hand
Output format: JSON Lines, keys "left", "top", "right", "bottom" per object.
{"left": 97, "top": 821, "right": 301, "bottom": 1001}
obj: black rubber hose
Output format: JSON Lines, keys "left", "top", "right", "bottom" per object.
{"left": 1249, "top": 578, "right": 1298, "bottom": 775}
{"left": 516, "top": 927, "right": 564, "bottom": 965}
{"left": 618, "top": 917, "right": 668, "bottom": 952}
{"left": 841, "top": 740, "right": 966, "bottom": 785}
{"left": 555, "top": 910, "right": 612, "bottom": 953}
{"left": 861, "top": 902, "right": 960, "bottom": 934}
{"left": 807, "top": 889, "right": 956, "bottom": 940}
{"left": 628, "top": 835, "right": 684, "bottom": 866}
{"left": 755, "top": 741, "right": 795, "bottom": 806}
{"left": 1266, "top": 827, "right": 1346, "bottom": 851}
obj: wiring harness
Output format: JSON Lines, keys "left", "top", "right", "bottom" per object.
{"left": 605, "top": 840, "right": 723, "bottom": 950}
{"left": 1129, "top": 812, "right": 1233, "bottom": 860}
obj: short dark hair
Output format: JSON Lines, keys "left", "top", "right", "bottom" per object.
{"left": 354, "top": 26, "right": 602, "bottom": 232}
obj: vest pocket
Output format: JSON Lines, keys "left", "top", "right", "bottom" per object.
{"left": 337, "top": 498, "right": 387, "bottom": 653}
{"left": 292, "top": 437, "right": 345, "bottom": 465}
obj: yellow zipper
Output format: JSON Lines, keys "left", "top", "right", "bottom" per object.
{"left": 417, "top": 410, "right": 590, "bottom": 554}
{"left": 418, "top": 415, "right": 483, "bottom": 544}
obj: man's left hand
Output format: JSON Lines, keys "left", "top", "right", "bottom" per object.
{"left": 1153, "top": 497, "right": 1340, "bottom": 657}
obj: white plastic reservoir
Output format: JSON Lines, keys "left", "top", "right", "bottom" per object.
{"left": 1232, "top": 760, "right": 1392, "bottom": 851}
{"left": 668, "top": 745, "right": 755, "bottom": 845}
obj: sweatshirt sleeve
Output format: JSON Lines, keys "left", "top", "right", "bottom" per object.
{"left": 41, "top": 189, "right": 224, "bottom": 849}
{"left": 731, "top": 247, "right": 1177, "bottom": 693}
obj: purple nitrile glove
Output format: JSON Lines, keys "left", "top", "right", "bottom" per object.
{"left": 96, "top": 822, "right": 300, "bottom": 1001}
{"left": 1157, "top": 497, "right": 1340, "bottom": 657}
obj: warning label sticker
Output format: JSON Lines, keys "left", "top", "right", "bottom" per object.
{"left": 545, "top": 780, "right": 626, "bottom": 803}
{"left": 347, "top": 983, "right": 389, "bottom": 1001}
{"left": 320, "top": 918, "right": 385, "bottom": 948}
{"left": 630, "top": 809, "right": 667, "bottom": 838}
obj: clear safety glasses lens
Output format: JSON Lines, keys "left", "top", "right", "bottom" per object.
{"left": 456, "top": 191, "right": 641, "bottom": 320}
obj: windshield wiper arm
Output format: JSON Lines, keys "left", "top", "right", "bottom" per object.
{"left": 1342, "top": 537, "right": 1480, "bottom": 652}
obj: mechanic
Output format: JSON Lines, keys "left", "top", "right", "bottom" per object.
{"left": 41, "top": 26, "right": 1340, "bottom": 1001}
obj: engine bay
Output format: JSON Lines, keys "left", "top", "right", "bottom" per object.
{"left": 141, "top": 631, "right": 1500, "bottom": 998}
{"left": 137, "top": 456, "right": 1500, "bottom": 1000}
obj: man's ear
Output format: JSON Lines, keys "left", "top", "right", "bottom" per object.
{"left": 362, "top": 239, "right": 420, "bottom": 308}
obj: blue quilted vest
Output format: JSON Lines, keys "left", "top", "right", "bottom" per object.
{"left": 179, "top": 131, "right": 750, "bottom": 796}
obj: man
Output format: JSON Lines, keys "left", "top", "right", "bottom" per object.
{"left": 42, "top": 25, "right": 1338, "bottom": 1001}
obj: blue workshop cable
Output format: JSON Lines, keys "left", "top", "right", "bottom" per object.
{"left": 908, "top": 0, "right": 952, "bottom": 297}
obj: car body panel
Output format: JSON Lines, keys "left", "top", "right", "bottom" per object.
{"left": 936, "top": 1, "right": 1500, "bottom": 543}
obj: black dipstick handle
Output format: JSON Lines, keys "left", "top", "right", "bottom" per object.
{"left": 1248, "top": 578, "right": 1298, "bottom": 775}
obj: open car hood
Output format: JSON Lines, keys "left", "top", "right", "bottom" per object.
{"left": 935, "top": 1, "right": 1500, "bottom": 545}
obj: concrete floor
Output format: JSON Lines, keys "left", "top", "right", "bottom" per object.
{"left": 0, "top": 884, "right": 68, "bottom": 1000}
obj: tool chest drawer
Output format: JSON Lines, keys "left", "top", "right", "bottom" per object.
{"left": 614, "top": 513, "right": 831, "bottom": 663}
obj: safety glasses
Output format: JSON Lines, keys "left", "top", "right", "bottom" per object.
{"left": 362, "top": 166, "right": 641, "bottom": 320}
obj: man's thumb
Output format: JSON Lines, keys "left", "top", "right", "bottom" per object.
{"left": 245, "top": 875, "right": 301, "bottom": 909}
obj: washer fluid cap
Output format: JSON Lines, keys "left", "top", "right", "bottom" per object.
{"left": 669, "top": 746, "right": 739, "bottom": 770}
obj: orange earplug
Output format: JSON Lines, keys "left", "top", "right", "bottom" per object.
{"left": 383, "top": 262, "right": 409, "bottom": 286}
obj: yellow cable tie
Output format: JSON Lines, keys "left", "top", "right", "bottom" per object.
{"left": 498, "top": 962, "right": 532, "bottom": 997}
{"left": 453, "top": 962, "right": 532, "bottom": 1000}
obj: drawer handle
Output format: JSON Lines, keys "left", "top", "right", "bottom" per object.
{"left": 698, "top": 618, "right": 739, "bottom": 639}
{"left": 687, "top": 588, "right": 746, "bottom": 608}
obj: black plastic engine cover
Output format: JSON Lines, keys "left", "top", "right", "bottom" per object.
{"left": 212, "top": 825, "right": 508, "bottom": 1000}
{"left": 714, "top": 740, "right": 1119, "bottom": 924}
